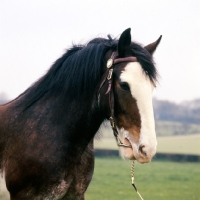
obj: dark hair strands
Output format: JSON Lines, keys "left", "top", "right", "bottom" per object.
{"left": 14, "top": 36, "right": 157, "bottom": 111}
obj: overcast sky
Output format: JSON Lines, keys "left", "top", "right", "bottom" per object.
{"left": 0, "top": 0, "right": 200, "bottom": 103}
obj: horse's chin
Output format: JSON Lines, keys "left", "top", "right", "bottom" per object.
{"left": 121, "top": 138, "right": 136, "bottom": 160}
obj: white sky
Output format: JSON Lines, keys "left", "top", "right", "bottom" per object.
{"left": 0, "top": 0, "right": 200, "bottom": 103}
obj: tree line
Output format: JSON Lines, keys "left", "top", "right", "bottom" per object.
{"left": 153, "top": 98, "right": 200, "bottom": 124}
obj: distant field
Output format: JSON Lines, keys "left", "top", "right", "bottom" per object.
{"left": 97, "top": 120, "right": 200, "bottom": 137}
{"left": 0, "top": 177, "right": 9, "bottom": 200}
{"left": 86, "top": 157, "right": 200, "bottom": 200}
{"left": 155, "top": 120, "right": 200, "bottom": 136}
{"left": 95, "top": 123, "right": 200, "bottom": 155}
{"left": 156, "top": 134, "right": 200, "bottom": 155}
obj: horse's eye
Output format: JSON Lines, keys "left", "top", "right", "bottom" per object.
{"left": 119, "top": 82, "right": 130, "bottom": 91}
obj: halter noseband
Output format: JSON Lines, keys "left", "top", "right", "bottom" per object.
{"left": 98, "top": 52, "right": 137, "bottom": 148}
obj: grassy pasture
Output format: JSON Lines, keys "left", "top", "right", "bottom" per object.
{"left": 1, "top": 158, "right": 199, "bottom": 200}
{"left": 155, "top": 120, "right": 200, "bottom": 136}
{"left": 95, "top": 123, "right": 200, "bottom": 155}
{"left": 95, "top": 133, "right": 200, "bottom": 155}
{"left": 0, "top": 178, "right": 9, "bottom": 200}
{"left": 156, "top": 134, "right": 200, "bottom": 155}
{"left": 86, "top": 157, "right": 200, "bottom": 200}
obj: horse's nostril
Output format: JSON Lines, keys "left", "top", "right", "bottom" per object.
{"left": 139, "top": 145, "right": 147, "bottom": 156}
{"left": 139, "top": 144, "right": 144, "bottom": 152}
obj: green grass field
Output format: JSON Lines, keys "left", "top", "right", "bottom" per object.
{"left": 1, "top": 158, "right": 199, "bottom": 200}
{"left": 155, "top": 120, "right": 200, "bottom": 136}
{"left": 86, "top": 157, "right": 200, "bottom": 200}
{"left": 95, "top": 133, "right": 200, "bottom": 155}
{"left": 95, "top": 123, "right": 200, "bottom": 155}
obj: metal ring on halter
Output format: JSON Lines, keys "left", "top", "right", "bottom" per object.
{"left": 117, "top": 137, "right": 132, "bottom": 148}
{"left": 109, "top": 117, "right": 131, "bottom": 148}
{"left": 107, "top": 58, "right": 113, "bottom": 68}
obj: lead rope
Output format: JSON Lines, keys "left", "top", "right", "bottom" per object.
{"left": 131, "top": 161, "right": 144, "bottom": 200}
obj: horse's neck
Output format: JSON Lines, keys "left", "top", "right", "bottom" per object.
{"left": 1, "top": 95, "right": 104, "bottom": 154}
{"left": 0, "top": 98, "right": 99, "bottom": 199}
{"left": 61, "top": 97, "right": 104, "bottom": 151}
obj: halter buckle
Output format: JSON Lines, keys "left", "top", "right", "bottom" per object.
{"left": 107, "top": 58, "right": 113, "bottom": 68}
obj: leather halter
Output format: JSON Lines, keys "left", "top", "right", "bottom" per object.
{"left": 98, "top": 52, "right": 137, "bottom": 148}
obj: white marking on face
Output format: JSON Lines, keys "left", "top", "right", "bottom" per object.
{"left": 119, "top": 62, "right": 157, "bottom": 162}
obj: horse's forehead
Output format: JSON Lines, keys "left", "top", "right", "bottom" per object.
{"left": 119, "top": 62, "right": 154, "bottom": 94}
{"left": 120, "top": 62, "right": 144, "bottom": 81}
{"left": 119, "top": 62, "right": 154, "bottom": 127}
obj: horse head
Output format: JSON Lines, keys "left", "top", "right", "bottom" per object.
{"left": 99, "top": 28, "right": 161, "bottom": 163}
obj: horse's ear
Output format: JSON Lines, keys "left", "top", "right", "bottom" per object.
{"left": 144, "top": 35, "right": 162, "bottom": 55}
{"left": 118, "top": 28, "right": 131, "bottom": 57}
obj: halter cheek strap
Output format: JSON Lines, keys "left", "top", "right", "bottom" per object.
{"left": 98, "top": 52, "right": 137, "bottom": 148}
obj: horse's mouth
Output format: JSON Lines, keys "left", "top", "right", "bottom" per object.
{"left": 122, "top": 137, "right": 136, "bottom": 160}
{"left": 122, "top": 135, "right": 156, "bottom": 164}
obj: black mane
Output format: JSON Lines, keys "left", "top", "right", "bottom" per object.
{"left": 13, "top": 37, "right": 157, "bottom": 110}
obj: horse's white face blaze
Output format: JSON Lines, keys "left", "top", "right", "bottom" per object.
{"left": 117, "top": 62, "right": 157, "bottom": 163}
